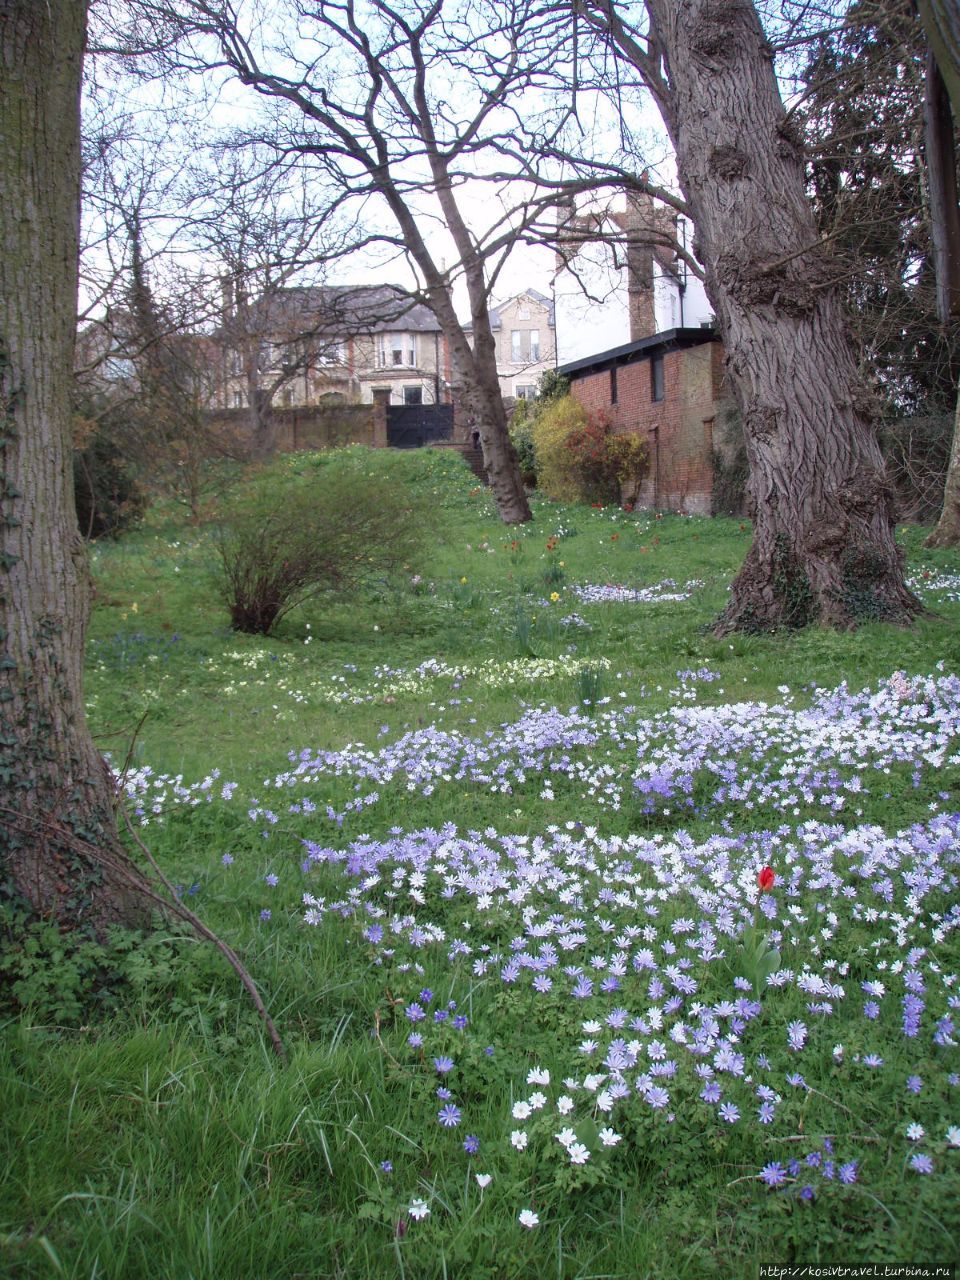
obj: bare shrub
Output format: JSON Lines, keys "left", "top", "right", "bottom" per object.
{"left": 216, "top": 459, "right": 427, "bottom": 635}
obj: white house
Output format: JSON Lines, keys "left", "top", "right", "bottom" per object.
{"left": 551, "top": 193, "right": 714, "bottom": 364}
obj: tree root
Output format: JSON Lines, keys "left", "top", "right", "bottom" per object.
{"left": 0, "top": 804, "right": 288, "bottom": 1064}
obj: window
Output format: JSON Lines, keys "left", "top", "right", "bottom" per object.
{"left": 282, "top": 389, "right": 293, "bottom": 407}
{"left": 530, "top": 329, "right": 540, "bottom": 361}
{"left": 379, "top": 333, "right": 416, "bottom": 367}
{"left": 233, "top": 389, "right": 245, "bottom": 408}
{"left": 610, "top": 366, "right": 618, "bottom": 405}
{"left": 403, "top": 385, "right": 423, "bottom": 405}
{"left": 511, "top": 330, "right": 523, "bottom": 361}
{"left": 651, "top": 352, "right": 665, "bottom": 402}
{"left": 515, "top": 384, "right": 536, "bottom": 400}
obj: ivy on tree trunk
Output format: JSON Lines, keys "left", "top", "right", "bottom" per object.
{"left": 0, "top": 0, "right": 152, "bottom": 928}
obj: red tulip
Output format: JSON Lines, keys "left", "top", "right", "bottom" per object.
{"left": 758, "top": 866, "right": 775, "bottom": 892}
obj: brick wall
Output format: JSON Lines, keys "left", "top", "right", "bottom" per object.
{"left": 205, "top": 404, "right": 376, "bottom": 453}
{"left": 568, "top": 339, "right": 722, "bottom": 515}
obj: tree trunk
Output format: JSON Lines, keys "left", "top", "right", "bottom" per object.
{"left": 375, "top": 179, "right": 532, "bottom": 523}
{"left": 426, "top": 284, "right": 531, "bottom": 523}
{"left": 926, "top": 393, "right": 960, "bottom": 546}
{"left": 0, "top": 0, "right": 152, "bottom": 927}
{"left": 917, "top": 0, "right": 960, "bottom": 108}
{"left": 642, "top": 0, "right": 922, "bottom": 631}
{"left": 923, "top": 52, "right": 960, "bottom": 325}
{"left": 460, "top": 309, "right": 532, "bottom": 525}
{"left": 918, "top": 0, "right": 960, "bottom": 548}
{"left": 246, "top": 364, "right": 277, "bottom": 460}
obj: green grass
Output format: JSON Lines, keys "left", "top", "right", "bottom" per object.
{"left": 3, "top": 445, "right": 960, "bottom": 1279}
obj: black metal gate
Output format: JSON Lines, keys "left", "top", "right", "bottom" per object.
{"left": 386, "top": 403, "right": 454, "bottom": 448}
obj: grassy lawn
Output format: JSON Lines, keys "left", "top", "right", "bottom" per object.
{"left": 3, "top": 446, "right": 960, "bottom": 1279}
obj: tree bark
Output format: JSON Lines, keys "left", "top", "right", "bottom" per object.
{"left": 639, "top": 0, "right": 922, "bottom": 630}
{"left": 423, "top": 280, "right": 531, "bottom": 523}
{"left": 246, "top": 359, "right": 277, "bottom": 460}
{"left": 918, "top": 0, "right": 960, "bottom": 548}
{"left": 925, "top": 392, "right": 960, "bottom": 546}
{"left": 924, "top": 52, "right": 960, "bottom": 326}
{"left": 0, "top": 0, "right": 152, "bottom": 927}
{"left": 917, "top": 0, "right": 960, "bottom": 108}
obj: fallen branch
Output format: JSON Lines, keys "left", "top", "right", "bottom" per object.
{"left": 120, "top": 808, "right": 288, "bottom": 1064}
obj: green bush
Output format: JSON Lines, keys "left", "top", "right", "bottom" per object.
{"left": 509, "top": 402, "right": 538, "bottom": 487}
{"left": 536, "top": 368, "right": 570, "bottom": 403}
{"left": 216, "top": 458, "right": 429, "bottom": 635}
{"left": 0, "top": 901, "right": 178, "bottom": 1024}
{"left": 604, "top": 432, "right": 650, "bottom": 499}
{"left": 530, "top": 394, "right": 591, "bottom": 501}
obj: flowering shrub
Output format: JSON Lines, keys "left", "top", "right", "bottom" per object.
{"left": 530, "top": 394, "right": 591, "bottom": 501}
{"left": 531, "top": 395, "right": 648, "bottom": 504}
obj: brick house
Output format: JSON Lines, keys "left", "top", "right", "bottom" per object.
{"left": 558, "top": 325, "right": 725, "bottom": 516}
{"left": 214, "top": 283, "right": 452, "bottom": 410}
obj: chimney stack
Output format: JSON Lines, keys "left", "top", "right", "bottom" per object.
{"left": 220, "top": 274, "right": 233, "bottom": 325}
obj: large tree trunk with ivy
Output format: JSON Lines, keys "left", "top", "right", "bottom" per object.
{"left": 0, "top": 0, "right": 152, "bottom": 927}
{"left": 600, "top": 0, "right": 922, "bottom": 629}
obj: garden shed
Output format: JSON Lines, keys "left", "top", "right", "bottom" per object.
{"left": 559, "top": 326, "right": 727, "bottom": 515}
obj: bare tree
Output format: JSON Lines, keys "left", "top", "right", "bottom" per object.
{"left": 116, "top": 0, "right": 621, "bottom": 523}
{"left": 0, "top": 0, "right": 152, "bottom": 924}
{"left": 581, "top": 0, "right": 922, "bottom": 630}
{"left": 188, "top": 151, "right": 367, "bottom": 455}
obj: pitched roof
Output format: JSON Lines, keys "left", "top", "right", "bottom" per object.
{"left": 463, "top": 287, "right": 556, "bottom": 334}
{"left": 246, "top": 284, "right": 442, "bottom": 335}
